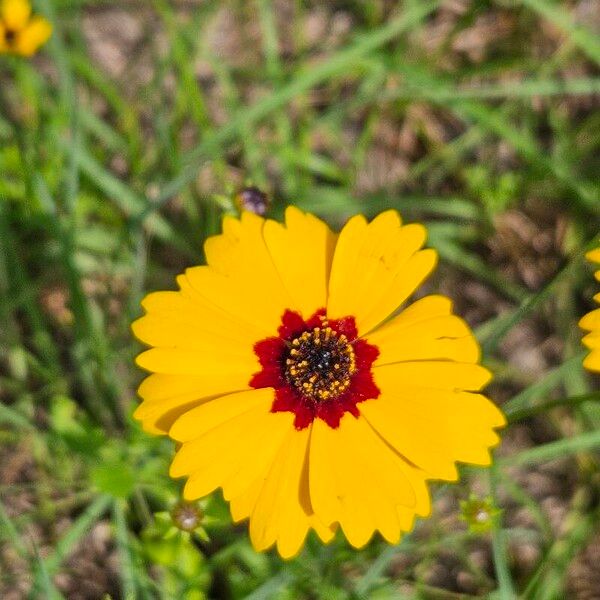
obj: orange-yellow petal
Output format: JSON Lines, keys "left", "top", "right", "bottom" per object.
{"left": 580, "top": 307, "right": 600, "bottom": 332}
{"left": 360, "top": 383, "right": 504, "bottom": 480}
{"left": 173, "top": 393, "right": 292, "bottom": 501}
{"left": 369, "top": 313, "right": 481, "bottom": 365}
{"left": 249, "top": 426, "right": 312, "bottom": 558}
{"left": 169, "top": 388, "right": 273, "bottom": 445}
{"left": 13, "top": 15, "right": 51, "bottom": 56}
{"left": 193, "top": 212, "right": 293, "bottom": 335}
{"left": 133, "top": 290, "right": 258, "bottom": 350}
{"left": 582, "top": 331, "right": 600, "bottom": 350}
{"left": 1, "top": 0, "right": 31, "bottom": 31}
{"left": 136, "top": 371, "right": 250, "bottom": 409}
{"left": 0, "top": 22, "right": 7, "bottom": 53}
{"left": 583, "top": 350, "right": 600, "bottom": 372}
{"left": 263, "top": 206, "right": 337, "bottom": 318}
{"left": 583, "top": 350, "right": 600, "bottom": 373}
{"left": 586, "top": 248, "right": 600, "bottom": 264}
{"left": 580, "top": 250, "right": 600, "bottom": 373}
{"left": 222, "top": 411, "right": 295, "bottom": 504}
{"left": 327, "top": 211, "right": 436, "bottom": 334}
{"left": 374, "top": 360, "right": 492, "bottom": 392}
{"left": 309, "top": 415, "right": 424, "bottom": 547}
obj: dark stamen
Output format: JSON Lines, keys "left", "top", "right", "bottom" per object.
{"left": 283, "top": 324, "right": 356, "bottom": 401}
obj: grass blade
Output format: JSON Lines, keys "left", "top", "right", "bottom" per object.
{"left": 138, "top": 0, "right": 441, "bottom": 221}
{"left": 43, "top": 495, "right": 112, "bottom": 577}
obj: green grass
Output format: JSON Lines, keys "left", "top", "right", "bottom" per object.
{"left": 1, "top": 0, "right": 600, "bottom": 598}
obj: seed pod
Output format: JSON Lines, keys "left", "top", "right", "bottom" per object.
{"left": 234, "top": 186, "right": 269, "bottom": 215}
{"left": 171, "top": 502, "right": 203, "bottom": 533}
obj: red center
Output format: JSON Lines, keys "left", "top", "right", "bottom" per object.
{"left": 250, "top": 309, "right": 380, "bottom": 429}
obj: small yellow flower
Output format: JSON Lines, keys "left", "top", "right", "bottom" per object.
{"left": 580, "top": 248, "right": 600, "bottom": 373}
{"left": 0, "top": 0, "right": 52, "bottom": 57}
{"left": 133, "top": 208, "right": 506, "bottom": 558}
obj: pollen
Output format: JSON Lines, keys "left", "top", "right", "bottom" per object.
{"left": 283, "top": 320, "right": 357, "bottom": 402}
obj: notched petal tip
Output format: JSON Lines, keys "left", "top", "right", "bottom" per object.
{"left": 134, "top": 349, "right": 157, "bottom": 373}
{"left": 473, "top": 365, "right": 494, "bottom": 391}
{"left": 130, "top": 316, "right": 149, "bottom": 345}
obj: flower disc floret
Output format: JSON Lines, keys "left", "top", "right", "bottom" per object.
{"left": 285, "top": 324, "right": 356, "bottom": 401}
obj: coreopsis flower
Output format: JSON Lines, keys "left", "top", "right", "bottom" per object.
{"left": 0, "top": 0, "right": 51, "bottom": 57}
{"left": 580, "top": 248, "right": 600, "bottom": 373}
{"left": 133, "top": 208, "right": 505, "bottom": 558}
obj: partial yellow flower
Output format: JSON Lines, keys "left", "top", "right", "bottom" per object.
{"left": 580, "top": 248, "right": 600, "bottom": 373}
{"left": 0, "top": 0, "right": 51, "bottom": 57}
{"left": 133, "top": 208, "right": 506, "bottom": 559}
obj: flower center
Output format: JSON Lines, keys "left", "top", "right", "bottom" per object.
{"left": 250, "top": 309, "right": 381, "bottom": 429}
{"left": 284, "top": 324, "right": 356, "bottom": 401}
{"left": 4, "top": 29, "right": 16, "bottom": 45}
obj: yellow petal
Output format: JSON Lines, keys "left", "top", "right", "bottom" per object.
{"left": 194, "top": 212, "right": 293, "bottom": 334}
{"left": 0, "top": 23, "right": 7, "bottom": 52}
{"left": 139, "top": 286, "right": 262, "bottom": 343}
{"left": 369, "top": 314, "right": 481, "bottom": 365}
{"left": 175, "top": 420, "right": 262, "bottom": 490}
{"left": 135, "top": 371, "right": 256, "bottom": 435}
{"left": 586, "top": 248, "right": 600, "bottom": 264}
{"left": 137, "top": 372, "right": 249, "bottom": 405}
{"left": 249, "top": 426, "right": 312, "bottom": 557}
{"left": 263, "top": 206, "right": 337, "bottom": 318}
{"left": 359, "top": 249, "right": 438, "bottom": 334}
{"left": 310, "top": 415, "right": 419, "bottom": 548}
{"left": 580, "top": 308, "right": 600, "bottom": 332}
{"left": 133, "top": 308, "right": 256, "bottom": 352}
{"left": 582, "top": 331, "right": 600, "bottom": 350}
{"left": 169, "top": 388, "right": 274, "bottom": 445}
{"left": 374, "top": 361, "right": 492, "bottom": 392}
{"left": 328, "top": 212, "right": 436, "bottom": 334}
{"left": 308, "top": 418, "right": 343, "bottom": 526}
{"left": 309, "top": 516, "right": 336, "bottom": 544}
{"left": 361, "top": 396, "right": 457, "bottom": 481}
{"left": 176, "top": 399, "right": 288, "bottom": 500}
{"left": 132, "top": 315, "right": 256, "bottom": 365}
{"left": 371, "top": 294, "right": 453, "bottom": 328}
{"left": 1, "top": 0, "right": 31, "bottom": 31}
{"left": 360, "top": 387, "right": 504, "bottom": 480}
{"left": 339, "top": 416, "right": 416, "bottom": 543}
{"left": 328, "top": 211, "right": 401, "bottom": 318}
{"left": 230, "top": 478, "right": 263, "bottom": 523}
{"left": 325, "top": 424, "right": 375, "bottom": 548}
{"left": 14, "top": 15, "right": 51, "bottom": 56}
{"left": 275, "top": 431, "right": 313, "bottom": 559}
{"left": 583, "top": 349, "right": 600, "bottom": 372}
{"left": 136, "top": 346, "right": 256, "bottom": 376}
{"left": 222, "top": 411, "right": 294, "bottom": 502}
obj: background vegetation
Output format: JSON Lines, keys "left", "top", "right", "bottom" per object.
{"left": 1, "top": 0, "right": 600, "bottom": 598}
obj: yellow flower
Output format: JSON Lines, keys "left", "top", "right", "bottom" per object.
{"left": 133, "top": 208, "right": 505, "bottom": 558}
{"left": 0, "top": 0, "right": 51, "bottom": 57}
{"left": 580, "top": 248, "right": 600, "bottom": 373}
